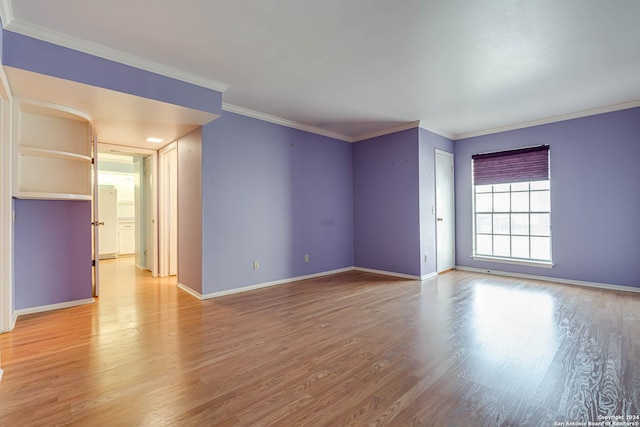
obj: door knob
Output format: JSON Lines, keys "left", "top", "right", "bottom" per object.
{"left": 92, "top": 221, "right": 105, "bottom": 226}
{"left": 437, "top": 217, "right": 444, "bottom": 221}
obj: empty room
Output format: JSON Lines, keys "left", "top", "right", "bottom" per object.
{"left": 0, "top": 1, "right": 639, "bottom": 426}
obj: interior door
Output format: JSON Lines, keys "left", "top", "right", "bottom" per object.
{"left": 435, "top": 149, "right": 455, "bottom": 272}
{"left": 92, "top": 134, "right": 101, "bottom": 297}
{"left": 144, "top": 156, "right": 155, "bottom": 273}
{"left": 168, "top": 148, "right": 178, "bottom": 276}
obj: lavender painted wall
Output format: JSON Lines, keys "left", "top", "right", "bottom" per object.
{"left": 201, "top": 112, "right": 353, "bottom": 294}
{"left": 1, "top": 30, "right": 222, "bottom": 115}
{"left": 353, "top": 128, "right": 422, "bottom": 277}
{"left": 418, "top": 128, "right": 455, "bottom": 277}
{"left": 13, "top": 199, "right": 92, "bottom": 310}
{"left": 178, "top": 128, "right": 203, "bottom": 294}
{"left": 455, "top": 107, "right": 640, "bottom": 288}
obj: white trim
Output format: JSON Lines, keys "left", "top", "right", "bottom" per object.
{"left": 418, "top": 121, "right": 456, "bottom": 140}
{"left": 1, "top": 18, "right": 229, "bottom": 93}
{"left": 180, "top": 267, "right": 355, "bottom": 300}
{"left": 14, "top": 298, "right": 95, "bottom": 318}
{"left": 177, "top": 282, "right": 203, "bottom": 300}
{"left": 454, "top": 99, "right": 640, "bottom": 140}
{"left": 455, "top": 266, "right": 640, "bottom": 294}
{"left": 472, "top": 256, "right": 554, "bottom": 269}
{"left": 421, "top": 272, "right": 438, "bottom": 280}
{"left": 0, "top": 70, "right": 13, "bottom": 334}
{"left": 0, "top": 0, "right": 14, "bottom": 28}
{"left": 0, "top": 367, "right": 4, "bottom": 382}
{"left": 352, "top": 121, "right": 421, "bottom": 142}
{"left": 222, "top": 103, "right": 352, "bottom": 142}
{"left": 353, "top": 267, "right": 422, "bottom": 280}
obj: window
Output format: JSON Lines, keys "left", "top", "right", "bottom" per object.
{"left": 472, "top": 146, "right": 551, "bottom": 265}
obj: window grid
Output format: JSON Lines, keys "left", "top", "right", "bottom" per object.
{"left": 474, "top": 182, "right": 551, "bottom": 262}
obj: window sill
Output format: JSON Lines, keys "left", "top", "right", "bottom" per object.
{"left": 472, "top": 255, "right": 554, "bottom": 268}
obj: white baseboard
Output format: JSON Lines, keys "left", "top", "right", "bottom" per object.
{"left": 11, "top": 311, "right": 17, "bottom": 330}
{"left": 421, "top": 272, "right": 438, "bottom": 280}
{"left": 353, "top": 267, "right": 423, "bottom": 280}
{"left": 14, "top": 298, "right": 96, "bottom": 319}
{"left": 178, "top": 267, "right": 442, "bottom": 300}
{"left": 178, "top": 267, "right": 355, "bottom": 300}
{"left": 455, "top": 266, "right": 640, "bottom": 294}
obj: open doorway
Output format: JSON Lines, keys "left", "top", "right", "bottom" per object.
{"left": 96, "top": 145, "right": 159, "bottom": 291}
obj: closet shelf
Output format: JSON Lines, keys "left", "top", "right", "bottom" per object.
{"left": 19, "top": 146, "right": 92, "bottom": 162}
{"left": 14, "top": 191, "right": 92, "bottom": 201}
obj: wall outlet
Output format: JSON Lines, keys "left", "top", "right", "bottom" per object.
{"left": 304, "top": 254, "right": 309, "bottom": 263}
{"left": 424, "top": 254, "right": 428, "bottom": 262}
{"left": 253, "top": 260, "right": 259, "bottom": 270}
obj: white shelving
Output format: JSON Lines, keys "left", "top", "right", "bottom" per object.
{"left": 13, "top": 99, "right": 92, "bottom": 200}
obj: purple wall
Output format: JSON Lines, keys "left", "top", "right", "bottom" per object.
{"left": 178, "top": 128, "right": 203, "bottom": 294}
{"left": 1, "top": 30, "right": 222, "bottom": 115}
{"left": 455, "top": 107, "right": 640, "bottom": 288}
{"left": 353, "top": 129, "right": 422, "bottom": 277}
{"left": 201, "top": 112, "right": 353, "bottom": 293}
{"left": 13, "top": 199, "right": 92, "bottom": 310}
{"left": 419, "top": 128, "right": 455, "bottom": 277}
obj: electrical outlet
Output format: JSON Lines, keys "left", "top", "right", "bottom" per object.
{"left": 253, "top": 260, "right": 259, "bottom": 270}
{"left": 304, "top": 254, "right": 309, "bottom": 263}
{"left": 424, "top": 254, "right": 428, "bottom": 262}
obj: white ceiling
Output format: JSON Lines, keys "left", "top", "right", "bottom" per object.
{"left": 2, "top": 1, "right": 640, "bottom": 140}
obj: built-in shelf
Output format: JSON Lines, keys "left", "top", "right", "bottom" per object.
{"left": 19, "top": 146, "right": 92, "bottom": 162}
{"left": 13, "top": 192, "right": 92, "bottom": 201}
{"left": 13, "top": 98, "right": 92, "bottom": 200}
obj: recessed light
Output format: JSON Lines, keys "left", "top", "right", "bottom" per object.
{"left": 146, "top": 137, "right": 164, "bottom": 143}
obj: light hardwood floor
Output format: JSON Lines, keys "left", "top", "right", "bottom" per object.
{"left": 1, "top": 258, "right": 639, "bottom": 426}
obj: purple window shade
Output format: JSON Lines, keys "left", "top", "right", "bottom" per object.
{"left": 472, "top": 145, "right": 549, "bottom": 185}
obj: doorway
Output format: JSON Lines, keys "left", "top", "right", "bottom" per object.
{"left": 95, "top": 145, "right": 159, "bottom": 294}
{"left": 435, "top": 149, "right": 455, "bottom": 272}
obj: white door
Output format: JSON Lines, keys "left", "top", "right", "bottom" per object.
{"left": 168, "top": 148, "right": 178, "bottom": 276}
{"left": 144, "top": 156, "right": 155, "bottom": 272}
{"left": 98, "top": 188, "right": 118, "bottom": 258}
{"left": 435, "top": 149, "right": 455, "bottom": 272}
{"left": 92, "top": 135, "right": 101, "bottom": 296}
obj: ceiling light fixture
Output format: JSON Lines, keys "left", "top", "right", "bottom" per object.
{"left": 146, "top": 137, "right": 164, "bottom": 143}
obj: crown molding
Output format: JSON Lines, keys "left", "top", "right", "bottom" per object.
{"left": 418, "top": 121, "right": 456, "bottom": 140}
{"left": 454, "top": 99, "right": 640, "bottom": 140}
{"left": 1, "top": 17, "right": 229, "bottom": 93}
{"left": 0, "top": 0, "right": 14, "bottom": 27}
{"left": 222, "top": 103, "right": 353, "bottom": 142}
{"left": 352, "top": 121, "right": 420, "bottom": 142}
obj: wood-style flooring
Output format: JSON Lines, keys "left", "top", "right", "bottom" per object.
{"left": 1, "top": 258, "right": 639, "bottom": 426}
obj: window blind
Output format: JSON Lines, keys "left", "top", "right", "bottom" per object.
{"left": 472, "top": 145, "right": 549, "bottom": 185}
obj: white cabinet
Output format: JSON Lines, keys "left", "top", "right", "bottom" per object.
{"left": 13, "top": 99, "right": 92, "bottom": 200}
{"left": 118, "top": 222, "right": 135, "bottom": 255}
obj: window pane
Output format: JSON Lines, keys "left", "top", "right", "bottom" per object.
{"left": 476, "top": 214, "right": 492, "bottom": 233}
{"left": 476, "top": 184, "right": 492, "bottom": 193}
{"left": 511, "top": 182, "right": 529, "bottom": 191}
{"left": 477, "top": 234, "right": 492, "bottom": 255}
{"left": 531, "top": 236, "right": 550, "bottom": 260}
{"left": 476, "top": 193, "right": 492, "bottom": 212}
{"left": 511, "top": 192, "right": 529, "bottom": 212}
{"left": 531, "top": 214, "right": 550, "bottom": 236}
{"left": 493, "top": 214, "right": 510, "bottom": 235}
{"left": 531, "top": 190, "right": 550, "bottom": 212}
{"left": 511, "top": 213, "right": 529, "bottom": 235}
{"left": 494, "top": 235, "right": 510, "bottom": 257}
{"left": 493, "top": 184, "right": 510, "bottom": 192}
{"left": 493, "top": 193, "right": 510, "bottom": 212}
{"left": 512, "top": 236, "right": 530, "bottom": 259}
{"left": 530, "top": 180, "right": 550, "bottom": 190}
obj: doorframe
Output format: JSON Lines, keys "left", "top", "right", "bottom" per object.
{"left": 435, "top": 149, "right": 455, "bottom": 273}
{"left": 98, "top": 143, "right": 159, "bottom": 277}
{"left": 158, "top": 141, "right": 177, "bottom": 277}
{"left": 0, "top": 67, "right": 13, "bottom": 335}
